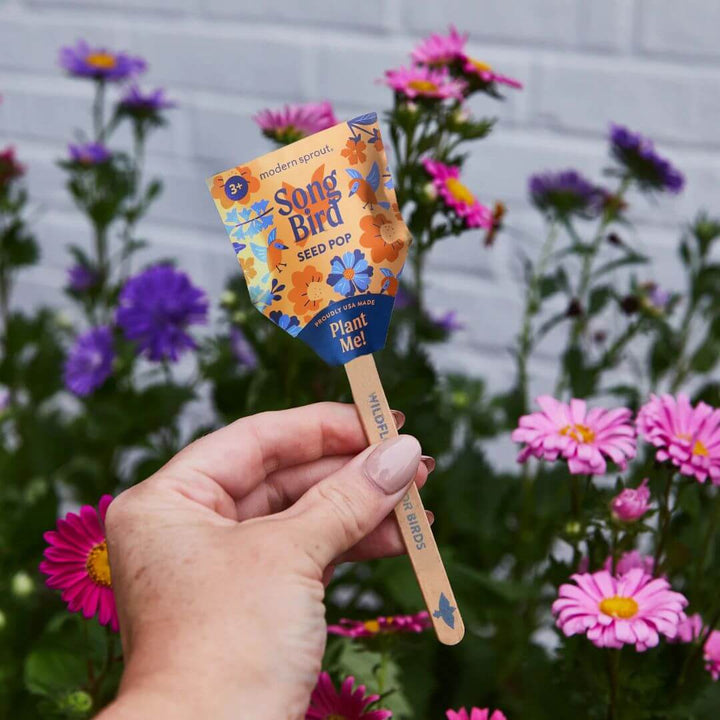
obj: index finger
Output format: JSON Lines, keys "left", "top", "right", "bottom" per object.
{"left": 165, "top": 402, "right": 372, "bottom": 499}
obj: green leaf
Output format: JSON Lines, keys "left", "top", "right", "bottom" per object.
{"left": 690, "top": 335, "right": 720, "bottom": 373}
{"left": 24, "top": 649, "right": 86, "bottom": 697}
{"left": 591, "top": 252, "right": 648, "bottom": 279}
{"left": 588, "top": 285, "right": 613, "bottom": 315}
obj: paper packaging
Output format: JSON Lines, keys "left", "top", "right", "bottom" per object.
{"left": 206, "top": 112, "right": 410, "bottom": 365}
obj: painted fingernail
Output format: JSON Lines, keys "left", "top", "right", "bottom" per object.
{"left": 421, "top": 455, "right": 436, "bottom": 473}
{"left": 364, "top": 436, "right": 421, "bottom": 495}
{"left": 391, "top": 409, "right": 405, "bottom": 430}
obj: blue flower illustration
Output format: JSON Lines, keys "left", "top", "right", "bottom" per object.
{"left": 327, "top": 250, "right": 374, "bottom": 297}
{"left": 269, "top": 311, "right": 301, "bottom": 337}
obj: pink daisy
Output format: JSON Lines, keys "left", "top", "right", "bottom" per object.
{"left": 705, "top": 630, "right": 720, "bottom": 680}
{"left": 603, "top": 551, "right": 655, "bottom": 577}
{"left": 306, "top": 673, "right": 391, "bottom": 720}
{"left": 328, "top": 611, "right": 430, "bottom": 638}
{"left": 461, "top": 57, "right": 522, "bottom": 90}
{"left": 39, "top": 495, "right": 118, "bottom": 631}
{"left": 637, "top": 393, "right": 720, "bottom": 484}
{"left": 511, "top": 396, "right": 636, "bottom": 475}
{"left": 446, "top": 709, "right": 507, "bottom": 720}
{"left": 253, "top": 101, "right": 337, "bottom": 144}
{"left": 552, "top": 568, "right": 688, "bottom": 652}
{"left": 411, "top": 25, "right": 468, "bottom": 65}
{"left": 383, "top": 65, "right": 466, "bottom": 101}
{"left": 422, "top": 158, "right": 492, "bottom": 229}
{"left": 676, "top": 612, "right": 704, "bottom": 643}
{"left": 610, "top": 478, "right": 651, "bottom": 522}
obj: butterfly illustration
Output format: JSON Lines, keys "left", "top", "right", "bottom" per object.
{"left": 433, "top": 592, "right": 456, "bottom": 629}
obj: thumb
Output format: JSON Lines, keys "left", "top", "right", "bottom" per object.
{"left": 285, "top": 435, "right": 421, "bottom": 569}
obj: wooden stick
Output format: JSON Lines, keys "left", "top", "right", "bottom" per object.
{"left": 344, "top": 353, "right": 464, "bottom": 645}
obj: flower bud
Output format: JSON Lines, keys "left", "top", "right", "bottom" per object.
{"left": 58, "top": 690, "right": 93, "bottom": 714}
{"left": 0, "top": 610, "right": 6, "bottom": 630}
{"left": 231, "top": 310, "right": 248, "bottom": 325}
{"left": 611, "top": 478, "right": 651, "bottom": 522}
{"left": 451, "top": 390, "right": 469, "bottom": 409}
{"left": 54, "top": 311, "right": 74, "bottom": 331}
{"left": 11, "top": 571, "right": 34, "bottom": 598}
{"left": 220, "top": 290, "right": 237, "bottom": 308}
{"left": 565, "top": 520, "right": 582, "bottom": 536}
{"left": 421, "top": 183, "right": 438, "bottom": 202}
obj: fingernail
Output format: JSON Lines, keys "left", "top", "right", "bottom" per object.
{"left": 421, "top": 455, "right": 435, "bottom": 473}
{"left": 364, "top": 436, "right": 421, "bottom": 495}
{"left": 426, "top": 510, "right": 435, "bottom": 525}
{"left": 391, "top": 409, "right": 405, "bottom": 430}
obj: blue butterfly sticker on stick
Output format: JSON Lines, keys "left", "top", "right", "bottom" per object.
{"left": 433, "top": 592, "right": 456, "bottom": 629}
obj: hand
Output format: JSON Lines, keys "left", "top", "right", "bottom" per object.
{"left": 99, "top": 402, "right": 431, "bottom": 720}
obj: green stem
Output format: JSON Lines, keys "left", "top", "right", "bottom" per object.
{"left": 693, "top": 489, "right": 720, "bottom": 588}
{"left": 516, "top": 222, "right": 559, "bottom": 412}
{"left": 93, "top": 80, "right": 106, "bottom": 143}
{"left": 606, "top": 649, "right": 621, "bottom": 720}
{"left": 653, "top": 469, "right": 674, "bottom": 575}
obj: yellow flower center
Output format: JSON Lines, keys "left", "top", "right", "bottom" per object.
{"left": 85, "top": 52, "right": 118, "bottom": 70}
{"left": 363, "top": 619, "right": 381, "bottom": 633}
{"left": 343, "top": 268, "right": 355, "bottom": 280}
{"left": 306, "top": 280, "right": 324, "bottom": 302}
{"left": 599, "top": 595, "right": 639, "bottom": 619}
{"left": 86, "top": 541, "right": 112, "bottom": 588}
{"left": 560, "top": 423, "right": 596, "bottom": 444}
{"left": 693, "top": 439, "right": 709, "bottom": 457}
{"left": 469, "top": 58, "right": 493, "bottom": 73}
{"left": 408, "top": 79, "right": 439, "bottom": 93}
{"left": 326, "top": 716, "right": 347, "bottom": 720}
{"left": 445, "top": 178, "right": 475, "bottom": 206}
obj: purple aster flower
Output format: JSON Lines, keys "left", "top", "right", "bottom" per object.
{"left": 230, "top": 327, "right": 258, "bottom": 370}
{"left": 119, "top": 84, "right": 176, "bottom": 121}
{"left": 649, "top": 285, "right": 671, "bottom": 310}
{"left": 63, "top": 326, "right": 114, "bottom": 396}
{"left": 67, "top": 264, "right": 99, "bottom": 292}
{"left": 116, "top": 265, "right": 208, "bottom": 362}
{"left": 59, "top": 40, "right": 146, "bottom": 82}
{"left": 0, "top": 387, "right": 10, "bottom": 412}
{"left": 529, "top": 169, "right": 603, "bottom": 219}
{"left": 431, "top": 310, "right": 464, "bottom": 332}
{"left": 609, "top": 124, "right": 684, "bottom": 194}
{"left": 394, "top": 285, "right": 415, "bottom": 310}
{"left": 68, "top": 142, "right": 111, "bottom": 166}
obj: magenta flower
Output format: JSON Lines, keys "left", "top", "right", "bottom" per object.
{"left": 68, "top": 142, "right": 111, "bottom": 165}
{"left": 0, "top": 146, "right": 25, "bottom": 187}
{"left": 253, "top": 101, "right": 337, "bottom": 144}
{"left": 446, "top": 710, "right": 507, "bottom": 720}
{"left": 552, "top": 568, "right": 688, "bottom": 651}
{"left": 40, "top": 495, "right": 118, "bottom": 631}
{"left": 611, "top": 479, "right": 651, "bottom": 522}
{"left": 306, "top": 673, "right": 391, "bottom": 720}
{"left": 462, "top": 57, "right": 522, "bottom": 90}
{"left": 384, "top": 65, "right": 466, "bottom": 101}
{"left": 411, "top": 25, "right": 468, "bottom": 65}
{"left": 705, "top": 630, "right": 720, "bottom": 680}
{"left": 676, "top": 613, "right": 704, "bottom": 644}
{"left": 603, "top": 551, "right": 655, "bottom": 577}
{"left": 422, "top": 158, "right": 492, "bottom": 229}
{"left": 637, "top": 394, "right": 720, "bottom": 484}
{"left": 328, "top": 611, "right": 430, "bottom": 638}
{"left": 59, "top": 40, "right": 146, "bottom": 82}
{"left": 511, "top": 396, "right": 636, "bottom": 475}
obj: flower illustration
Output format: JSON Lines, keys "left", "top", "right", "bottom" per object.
{"left": 341, "top": 138, "right": 367, "bottom": 165}
{"left": 63, "top": 326, "right": 115, "bottom": 397}
{"left": 40, "top": 495, "right": 118, "bottom": 631}
{"left": 637, "top": 394, "right": 720, "bottom": 484}
{"left": 59, "top": 40, "right": 146, "bottom": 82}
{"left": 511, "top": 396, "right": 636, "bottom": 475}
{"left": 411, "top": 25, "right": 468, "bottom": 65}
{"left": 239, "top": 257, "right": 257, "bottom": 280}
{"left": 609, "top": 124, "right": 684, "bottom": 194}
{"left": 446, "top": 709, "right": 507, "bottom": 720}
{"left": 384, "top": 65, "right": 466, "bottom": 101}
{"left": 306, "top": 673, "right": 391, "bottom": 720}
{"left": 68, "top": 142, "right": 112, "bottom": 166}
{"left": 359, "top": 213, "right": 407, "bottom": 263}
{"left": 327, "top": 250, "right": 374, "bottom": 297}
{"left": 288, "top": 265, "right": 328, "bottom": 316}
{"left": 423, "top": 158, "right": 492, "bottom": 229}
{"left": 116, "top": 265, "right": 208, "bottom": 362}
{"left": 328, "top": 611, "right": 431, "bottom": 638}
{"left": 611, "top": 479, "right": 651, "bottom": 522}
{"left": 552, "top": 568, "right": 688, "bottom": 651}
{"left": 210, "top": 166, "right": 261, "bottom": 209}
{"left": 269, "top": 311, "right": 301, "bottom": 337}
{"left": 253, "top": 101, "right": 337, "bottom": 144}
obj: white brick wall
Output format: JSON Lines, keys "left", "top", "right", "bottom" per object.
{"left": 1, "top": 0, "right": 717, "bottom": 396}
